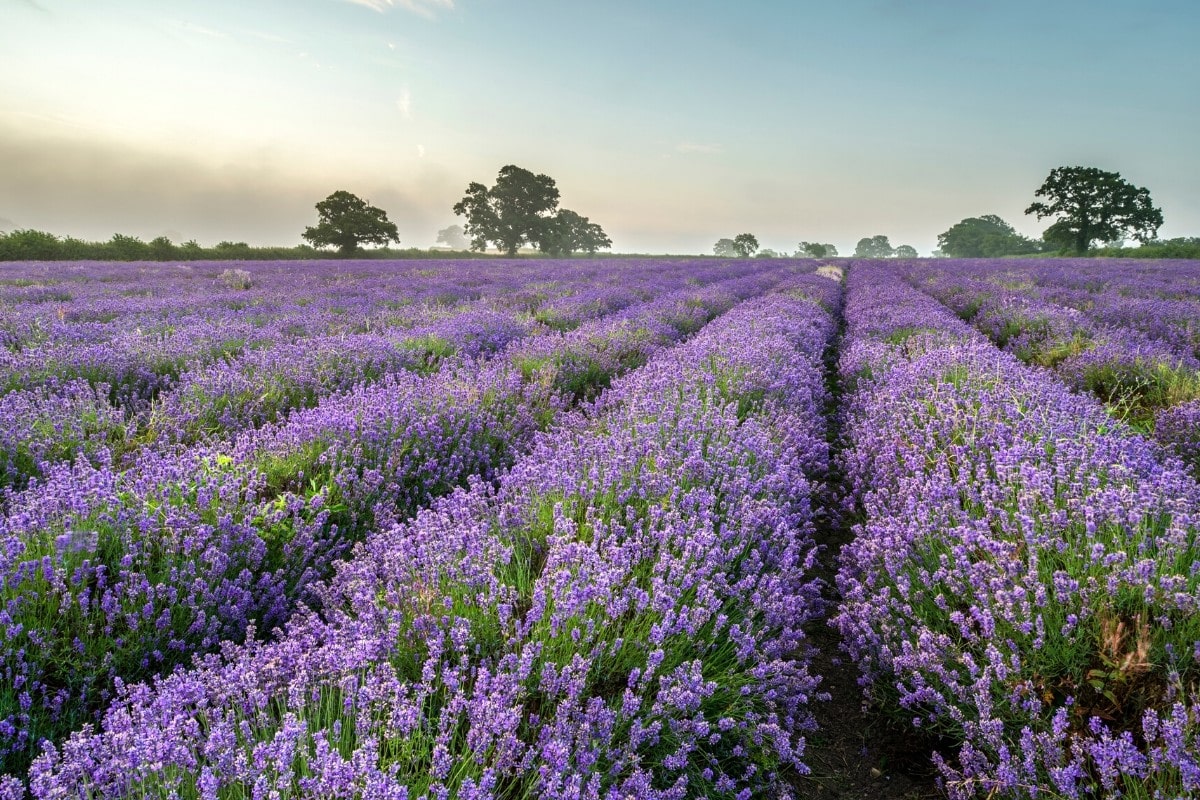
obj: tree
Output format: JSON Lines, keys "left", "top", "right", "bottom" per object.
{"left": 453, "top": 165, "right": 560, "bottom": 257}
{"left": 732, "top": 233, "right": 759, "bottom": 257}
{"left": 435, "top": 224, "right": 469, "bottom": 250}
{"left": 1025, "top": 166, "right": 1162, "bottom": 255}
{"left": 756, "top": 248, "right": 780, "bottom": 258}
{"left": 0, "top": 229, "right": 61, "bottom": 260}
{"left": 937, "top": 214, "right": 1041, "bottom": 258}
{"left": 796, "top": 242, "right": 839, "bottom": 258}
{"left": 538, "top": 209, "right": 612, "bottom": 257}
{"left": 148, "top": 236, "right": 178, "bottom": 261}
{"left": 713, "top": 238, "right": 737, "bottom": 257}
{"left": 302, "top": 190, "right": 400, "bottom": 255}
{"left": 107, "top": 233, "right": 151, "bottom": 261}
{"left": 854, "top": 235, "right": 894, "bottom": 258}
{"left": 893, "top": 244, "right": 919, "bottom": 258}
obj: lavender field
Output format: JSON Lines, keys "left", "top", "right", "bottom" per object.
{"left": 2, "top": 257, "right": 1200, "bottom": 799}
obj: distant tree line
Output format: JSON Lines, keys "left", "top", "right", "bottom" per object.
{"left": 711, "top": 237, "right": 842, "bottom": 258}
{"left": 0, "top": 229, "right": 496, "bottom": 262}
{"left": 1, "top": 165, "right": 614, "bottom": 262}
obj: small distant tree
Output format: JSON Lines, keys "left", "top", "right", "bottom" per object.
{"left": 854, "top": 235, "right": 894, "bottom": 258}
{"left": 58, "top": 236, "right": 95, "bottom": 260}
{"left": 797, "top": 241, "right": 827, "bottom": 258}
{"left": 893, "top": 244, "right": 919, "bottom": 258}
{"left": 453, "top": 165, "right": 560, "bottom": 256}
{"left": 148, "top": 236, "right": 178, "bottom": 261}
{"left": 938, "top": 214, "right": 1041, "bottom": 258}
{"left": 538, "top": 209, "right": 612, "bottom": 257}
{"left": 713, "top": 238, "right": 737, "bottom": 257}
{"left": 107, "top": 233, "right": 151, "bottom": 261}
{"left": 732, "top": 233, "right": 759, "bottom": 257}
{"left": 214, "top": 241, "right": 253, "bottom": 257}
{"left": 1025, "top": 166, "right": 1162, "bottom": 255}
{"left": 435, "top": 224, "right": 469, "bottom": 250}
{"left": 302, "top": 190, "right": 400, "bottom": 255}
{"left": 756, "top": 248, "right": 779, "bottom": 259}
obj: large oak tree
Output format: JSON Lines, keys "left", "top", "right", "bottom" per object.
{"left": 302, "top": 191, "right": 399, "bottom": 255}
{"left": 1025, "top": 166, "right": 1162, "bottom": 255}
{"left": 453, "top": 165, "right": 561, "bottom": 257}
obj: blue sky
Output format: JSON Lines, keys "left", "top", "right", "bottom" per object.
{"left": 2, "top": 0, "right": 1197, "bottom": 254}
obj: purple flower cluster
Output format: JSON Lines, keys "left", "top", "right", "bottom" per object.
{"left": 28, "top": 286, "right": 836, "bottom": 799}
{"left": 1156, "top": 399, "right": 1200, "bottom": 472}
{"left": 0, "top": 380, "right": 127, "bottom": 493}
{"left": 834, "top": 265, "right": 1200, "bottom": 798}
{"left": 0, "top": 262, "right": 789, "bottom": 775}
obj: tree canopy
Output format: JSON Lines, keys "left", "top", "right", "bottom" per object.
{"left": 937, "top": 214, "right": 1041, "bottom": 258}
{"left": 453, "top": 165, "right": 561, "bottom": 257}
{"left": 435, "top": 224, "right": 469, "bottom": 250}
{"left": 732, "top": 233, "right": 759, "bottom": 257}
{"left": 1025, "top": 166, "right": 1162, "bottom": 255}
{"left": 302, "top": 191, "right": 399, "bottom": 255}
{"left": 713, "top": 238, "right": 737, "bottom": 257}
{"left": 854, "top": 235, "right": 894, "bottom": 258}
{"left": 538, "top": 209, "right": 612, "bottom": 257}
{"left": 796, "top": 241, "right": 838, "bottom": 258}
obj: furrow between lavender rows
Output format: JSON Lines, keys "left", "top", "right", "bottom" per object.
{"left": 833, "top": 265, "right": 1200, "bottom": 798}
{"left": 0, "top": 266, "right": 792, "bottom": 777}
{"left": 26, "top": 279, "right": 839, "bottom": 800}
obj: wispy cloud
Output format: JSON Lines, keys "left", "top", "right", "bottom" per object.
{"left": 240, "top": 29, "right": 293, "bottom": 44}
{"left": 173, "top": 21, "right": 228, "bottom": 39}
{"left": 397, "top": 88, "right": 412, "bottom": 118}
{"left": 676, "top": 141, "right": 722, "bottom": 155}
{"left": 16, "top": 0, "right": 51, "bottom": 14}
{"left": 416, "top": 144, "right": 426, "bottom": 158}
{"left": 341, "top": 0, "right": 454, "bottom": 19}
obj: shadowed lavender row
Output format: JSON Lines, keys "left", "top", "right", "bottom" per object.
{"left": 834, "top": 265, "right": 1200, "bottom": 798}
{"left": 0, "top": 266, "right": 789, "bottom": 776}
{"left": 25, "top": 283, "right": 837, "bottom": 800}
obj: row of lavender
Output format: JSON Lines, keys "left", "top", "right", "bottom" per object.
{"left": 0, "top": 263, "right": 799, "bottom": 776}
{"left": 18, "top": 279, "right": 840, "bottom": 799}
{"left": 1, "top": 260, "right": 756, "bottom": 493}
{"left": 902, "top": 261, "right": 1200, "bottom": 473}
{"left": 834, "top": 264, "right": 1200, "bottom": 798}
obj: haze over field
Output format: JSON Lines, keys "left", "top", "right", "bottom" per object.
{"left": 3, "top": 0, "right": 1198, "bottom": 254}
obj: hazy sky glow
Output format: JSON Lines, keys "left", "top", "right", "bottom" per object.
{"left": 3, "top": 0, "right": 1198, "bottom": 254}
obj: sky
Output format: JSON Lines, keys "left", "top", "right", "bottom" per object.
{"left": 2, "top": 0, "right": 1198, "bottom": 255}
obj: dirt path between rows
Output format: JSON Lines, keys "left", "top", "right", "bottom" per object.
{"left": 791, "top": 309, "right": 942, "bottom": 799}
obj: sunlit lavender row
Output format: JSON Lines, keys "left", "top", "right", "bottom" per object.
{"left": 0, "top": 259, "right": 790, "bottom": 774}
{"left": 6, "top": 256, "right": 1200, "bottom": 798}
{"left": 835, "top": 264, "right": 1200, "bottom": 798}
{"left": 902, "top": 259, "right": 1200, "bottom": 474}
{"left": 23, "top": 278, "right": 839, "bottom": 799}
